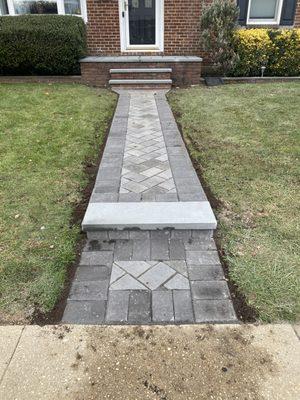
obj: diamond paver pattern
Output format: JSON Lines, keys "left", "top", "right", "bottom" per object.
{"left": 63, "top": 230, "right": 237, "bottom": 325}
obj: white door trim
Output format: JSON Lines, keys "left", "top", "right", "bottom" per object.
{"left": 119, "top": 0, "right": 164, "bottom": 52}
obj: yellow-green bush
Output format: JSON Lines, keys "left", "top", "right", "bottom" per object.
{"left": 232, "top": 28, "right": 300, "bottom": 76}
{"left": 268, "top": 29, "right": 300, "bottom": 76}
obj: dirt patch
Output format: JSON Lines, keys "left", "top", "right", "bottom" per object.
{"left": 69, "top": 325, "right": 277, "bottom": 400}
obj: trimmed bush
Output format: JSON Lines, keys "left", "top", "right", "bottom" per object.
{"left": 0, "top": 15, "right": 86, "bottom": 75}
{"left": 232, "top": 28, "right": 300, "bottom": 77}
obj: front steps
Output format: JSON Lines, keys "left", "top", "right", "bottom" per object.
{"left": 109, "top": 67, "right": 172, "bottom": 89}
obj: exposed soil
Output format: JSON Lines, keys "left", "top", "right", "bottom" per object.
{"left": 31, "top": 95, "right": 118, "bottom": 325}
{"left": 170, "top": 103, "right": 257, "bottom": 323}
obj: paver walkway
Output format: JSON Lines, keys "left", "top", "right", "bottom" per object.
{"left": 62, "top": 90, "right": 237, "bottom": 325}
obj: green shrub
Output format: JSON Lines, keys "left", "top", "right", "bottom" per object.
{"left": 232, "top": 28, "right": 300, "bottom": 77}
{"left": 268, "top": 29, "right": 300, "bottom": 76}
{"left": 0, "top": 15, "right": 86, "bottom": 75}
{"left": 201, "top": 0, "right": 240, "bottom": 75}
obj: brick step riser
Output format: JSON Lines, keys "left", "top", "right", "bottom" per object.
{"left": 111, "top": 73, "right": 171, "bottom": 80}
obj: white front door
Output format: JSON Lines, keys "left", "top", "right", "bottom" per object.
{"left": 119, "top": 0, "right": 164, "bottom": 52}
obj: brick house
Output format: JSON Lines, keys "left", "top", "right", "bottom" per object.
{"left": 1, "top": 0, "right": 299, "bottom": 86}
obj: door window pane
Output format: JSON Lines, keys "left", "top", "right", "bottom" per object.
{"left": 0, "top": 0, "right": 9, "bottom": 14}
{"left": 129, "top": 0, "right": 156, "bottom": 45}
{"left": 249, "top": 0, "right": 278, "bottom": 19}
{"left": 13, "top": 0, "right": 58, "bottom": 14}
{"left": 64, "top": 0, "right": 81, "bottom": 15}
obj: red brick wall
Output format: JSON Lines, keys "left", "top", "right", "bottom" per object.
{"left": 86, "top": 0, "right": 212, "bottom": 56}
{"left": 295, "top": 1, "right": 300, "bottom": 27}
{"left": 86, "top": 0, "right": 300, "bottom": 56}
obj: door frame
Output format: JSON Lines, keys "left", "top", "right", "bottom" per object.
{"left": 118, "top": 0, "right": 164, "bottom": 52}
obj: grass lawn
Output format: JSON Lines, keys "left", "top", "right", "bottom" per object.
{"left": 0, "top": 84, "right": 116, "bottom": 323}
{"left": 169, "top": 83, "right": 300, "bottom": 322}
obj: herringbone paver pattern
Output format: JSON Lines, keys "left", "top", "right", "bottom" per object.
{"left": 121, "top": 92, "right": 177, "bottom": 200}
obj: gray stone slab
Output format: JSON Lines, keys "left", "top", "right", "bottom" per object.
{"left": 69, "top": 281, "right": 109, "bottom": 301}
{"left": 82, "top": 203, "right": 217, "bottom": 230}
{"left": 128, "top": 291, "right": 151, "bottom": 324}
{"left": 74, "top": 266, "right": 110, "bottom": 281}
{"left": 106, "top": 291, "right": 130, "bottom": 322}
{"left": 193, "top": 300, "right": 237, "bottom": 323}
{"left": 152, "top": 291, "right": 174, "bottom": 322}
{"left": 191, "top": 281, "right": 230, "bottom": 300}
{"left": 129, "top": 231, "right": 150, "bottom": 240}
{"left": 188, "top": 265, "right": 225, "bottom": 281}
{"left": 173, "top": 290, "right": 194, "bottom": 323}
{"left": 62, "top": 301, "right": 106, "bottom": 324}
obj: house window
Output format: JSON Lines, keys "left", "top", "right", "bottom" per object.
{"left": 247, "top": 0, "right": 283, "bottom": 25}
{"left": 0, "top": 0, "right": 9, "bottom": 14}
{"left": 13, "top": 0, "right": 58, "bottom": 14}
{"left": 1, "top": 0, "right": 87, "bottom": 19}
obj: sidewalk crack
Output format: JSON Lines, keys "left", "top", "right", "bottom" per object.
{"left": 0, "top": 325, "right": 25, "bottom": 386}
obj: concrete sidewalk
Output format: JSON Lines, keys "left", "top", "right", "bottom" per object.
{"left": 0, "top": 324, "right": 299, "bottom": 399}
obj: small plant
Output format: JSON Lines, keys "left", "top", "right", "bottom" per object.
{"left": 201, "top": 0, "right": 239, "bottom": 75}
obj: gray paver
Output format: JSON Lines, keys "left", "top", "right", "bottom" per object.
{"left": 115, "top": 261, "right": 152, "bottom": 277}
{"left": 150, "top": 238, "right": 169, "bottom": 260}
{"left": 62, "top": 301, "right": 106, "bottom": 324}
{"left": 114, "top": 240, "right": 133, "bottom": 261}
{"left": 193, "top": 300, "right": 237, "bottom": 323}
{"left": 152, "top": 291, "right": 174, "bottom": 322}
{"left": 69, "top": 281, "right": 109, "bottom": 301}
{"left": 191, "top": 281, "right": 231, "bottom": 300}
{"left": 186, "top": 251, "right": 220, "bottom": 265}
{"left": 169, "top": 239, "right": 186, "bottom": 260}
{"left": 139, "top": 262, "right": 175, "bottom": 290}
{"left": 128, "top": 291, "right": 151, "bottom": 323}
{"left": 173, "top": 290, "right": 194, "bottom": 323}
{"left": 110, "top": 274, "right": 148, "bottom": 291}
{"left": 80, "top": 251, "right": 113, "bottom": 266}
{"left": 164, "top": 274, "right": 190, "bottom": 290}
{"left": 188, "top": 265, "right": 225, "bottom": 281}
{"left": 75, "top": 266, "right": 110, "bottom": 281}
{"left": 106, "top": 291, "right": 129, "bottom": 322}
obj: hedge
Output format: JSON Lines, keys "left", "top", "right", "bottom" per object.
{"left": 0, "top": 15, "right": 86, "bottom": 75}
{"left": 232, "top": 29, "right": 300, "bottom": 77}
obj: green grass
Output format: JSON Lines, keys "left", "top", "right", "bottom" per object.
{"left": 0, "top": 84, "right": 116, "bottom": 323}
{"left": 169, "top": 83, "right": 300, "bottom": 322}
